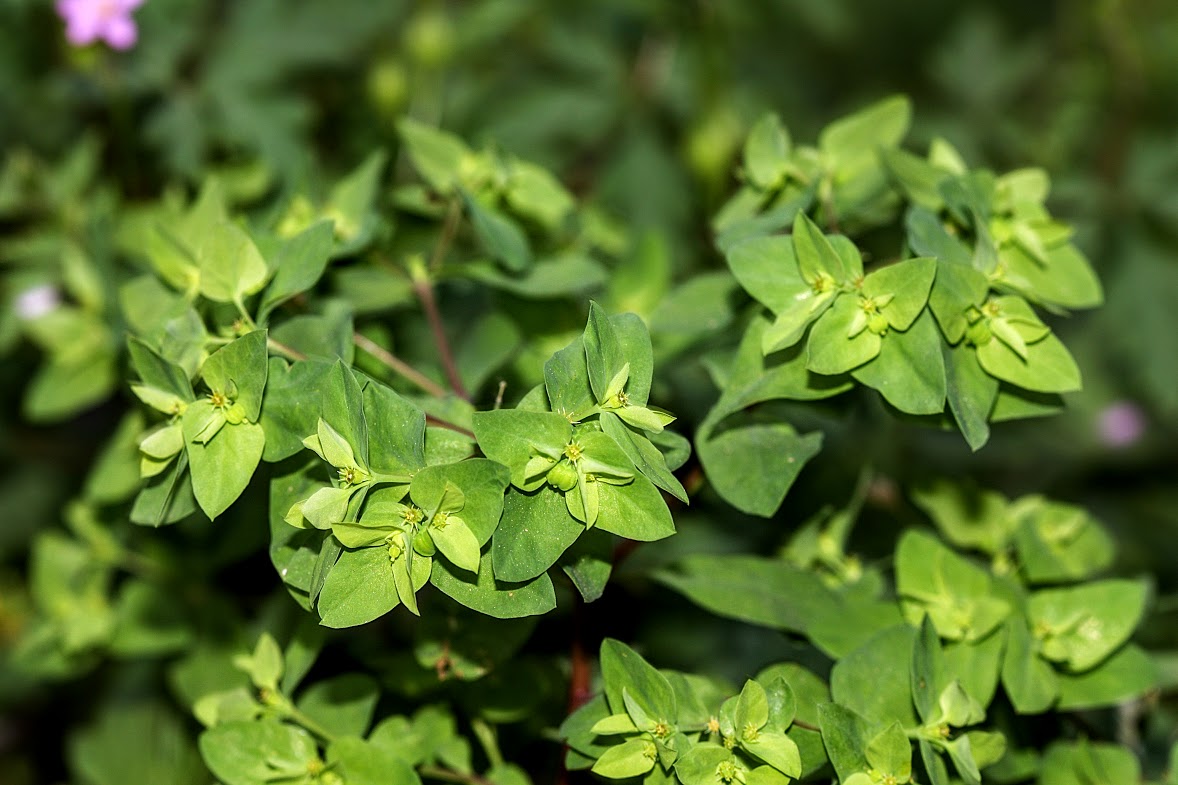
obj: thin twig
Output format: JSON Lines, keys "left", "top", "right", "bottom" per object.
{"left": 411, "top": 268, "right": 471, "bottom": 401}
{"left": 267, "top": 338, "right": 307, "bottom": 362}
{"left": 418, "top": 765, "right": 493, "bottom": 785}
{"left": 353, "top": 332, "right": 448, "bottom": 398}
{"left": 425, "top": 415, "right": 475, "bottom": 440}
{"left": 429, "top": 197, "right": 462, "bottom": 273}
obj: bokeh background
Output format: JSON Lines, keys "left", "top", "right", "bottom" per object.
{"left": 2, "top": 0, "right": 1178, "bottom": 782}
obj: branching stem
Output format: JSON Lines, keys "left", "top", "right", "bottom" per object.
{"left": 411, "top": 260, "right": 470, "bottom": 401}
{"left": 353, "top": 332, "right": 449, "bottom": 398}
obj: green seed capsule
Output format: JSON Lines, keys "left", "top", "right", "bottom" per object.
{"left": 413, "top": 528, "right": 436, "bottom": 557}
{"left": 546, "top": 459, "right": 579, "bottom": 492}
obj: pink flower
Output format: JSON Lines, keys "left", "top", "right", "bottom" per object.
{"left": 56, "top": 0, "right": 146, "bottom": 51}
{"left": 1096, "top": 400, "right": 1146, "bottom": 449}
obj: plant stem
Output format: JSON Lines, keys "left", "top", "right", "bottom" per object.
{"left": 410, "top": 259, "right": 470, "bottom": 401}
{"left": 418, "top": 765, "right": 493, "bottom": 785}
{"left": 267, "top": 338, "right": 307, "bottom": 362}
{"left": 430, "top": 197, "right": 462, "bottom": 273}
{"left": 281, "top": 700, "right": 338, "bottom": 744}
{"left": 353, "top": 332, "right": 449, "bottom": 398}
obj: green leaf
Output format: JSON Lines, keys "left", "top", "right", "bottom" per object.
{"left": 655, "top": 555, "right": 837, "bottom": 636}
{"left": 592, "top": 738, "right": 656, "bottom": 779}
{"left": 911, "top": 616, "right": 944, "bottom": 724}
{"left": 325, "top": 150, "right": 387, "bottom": 248}
{"left": 68, "top": 702, "right": 207, "bottom": 785}
{"left": 819, "top": 95, "right": 911, "bottom": 174}
{"left": 258, "top": 221, "right": 334, "bottom": 323}
{"left": 584, "top": 301, "right": 627, "bottom": 404}
{"left": 465, "top": 191, "right": 532, "bottom": 273}
{"left": 806, "top": 295, "right": 882, "bottom": 375}
{"left": 896, "top": 530, "right": 1010, "bottom": 642}
{"left": 1055, "top": 644, "right": 1157, "bottom": 710}
{"left": 200, "top": 330, "right": 269, "bottom": 422}
{"left": 131, "top": 451, "right": 197, "bottom": 526}
{"left": 463, "top": 254, "right": 608, "bottom": 299}
{"left": 906, "top": 206, "right": 973, "bottom": 267}
{"left": 397, "top": 118, "right": 471, "bottom": 193}
{"left": 600, "top": 638, "right": 677, "bottom": 720}
{"left": 127, "top": 337, "right": 194, "bottom": 403}
{"left": 1001, "top": 617, "right": 1059, "bottom": 714}
{"left": 310, "top": 417, "right": 359, "bottom": 470}
{"left": 184, "top": 419, "right": 265, "bottom": 520}
{"left": 715, "top": 315, "right": 854, "bottom": 412}
{"left": 413, "top": 460, "right": 510, "bottom": 545}
{"left": 735, "top": 680, "right": 770, "bottom": 733}
{"left": 109, "top": 578, "right": 193, "bottom": 656}
{"left": 744, "top": 112, "right": 792, "bottom": 189}
{"left": 316, "top": 546, "right": 400, "bottom": 628}
{"left": 863, "top": 257, "right": 937, "bottom": 331}
{"left": 864, "top": 721, "right": 912, "bottom": 781}
{"left": 831, "top": 624, "right": 918, "bottom": 727}
{"left": 430, "top": 516, "right": 481, "bottom": 573}
{"left": 817, "top": 702, "right": 871, "bottom": 781}
{"left": 327, "top": 736, "right": 421, "bottom": 785}
{"left": 505, "top": 158, "right": 575, "bottom": 230}
{"left": 943, "top": 342, "right": 998, "bottom": 451}
{"left": 1028, "top": 579, "right": 1149, "bottom": 671}
{"left": 792, "top": 212, "right": 848, "bottom": 283}
{"left": 364, "top": 380, "right": 426, "bottom": 475}
{"left": 726, "top": 235, "right": 811, "bottom": 316}
{"left": 244, "top": 633, "right": 283, "bottom": 691}
{"left": 591, "top": 713, "right": 639, "bottom": 735}
{"left": 920, "top": 739, "right": 951, "bottom": 785}
{"left": 562, "top": 549, "right": 612, "bottom": 603}
{"left": 1012, "top": 498, "right": 1114, "bottom": 583}
{"left": 851, "top": 310, "right": 946, "bottom": 415}
{"left": 473, "top": 410, "right": 573, "bottom": 491}
{"left": 295, "top": 673, "right": 380, "bottom": 738}
{"left": 943, "top": 631, "right": 1005, "bottom": 709}
{"left": 595, "top": 475, "right": 674, "bottom": 542}
{"left": 677, "top": 745, "right": 739, "bottom": 785}
{"left": 23, "top": 342, "right": 117, "bottom": 423}
{"left": 430, "top": 553, "right": 557, "bottom": 619}
{"left": 882, "top": 148, "right": 947, "bottom": 209}
{"left": 963, "top": 731, "right": 1006, "bottom": 770}
{"left": 259, "top": 358, "right": 331, "bottom": 462}
{"left": 976, "top": 331, "right": 1081, "bottom": 394}
{"left": 199, "top": 720, "right": 317, "bottom": 785}
{"left": 999, "top": 242, "right": 1103, "bottom": 310}
{"left": 697, "top": 414, "right": 823, "bottom": 518}
{"left": 599, "top": 413, "right": 687, "bottom": 502}
{"left": 491, "top": 486, "right": 583, "bottom": 582}
{"left": 543, "top": 337, "right": 597, "bottom": 421}
{"left": 743, "top": 732, "right": 802, "bottom": 778}
{"left": 196, "top": 220, "right": 270, "bottom": 304}
{"left": 1039, "top": 740, "right": 1141, "bottom": 785}
{"left": 928, "top": 261, "right": 989, "bottom": 344}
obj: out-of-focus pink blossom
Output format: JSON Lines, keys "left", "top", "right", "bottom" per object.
{"left": 15, "top": 285, "right": 60, "bottom": 320}
{"left": 1097, "top": 400, "right": 1147, "bottom": 448}
{"left": 56, "top": 0, "right": 146, "bottom": 51}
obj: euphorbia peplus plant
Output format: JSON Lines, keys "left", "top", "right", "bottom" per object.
{"left": 2, "top": 94, "right": 1165, "bottom": 785}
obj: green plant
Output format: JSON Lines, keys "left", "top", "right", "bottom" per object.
{"left": 3, "top": 3, "right": 1176, "bottom": 784}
